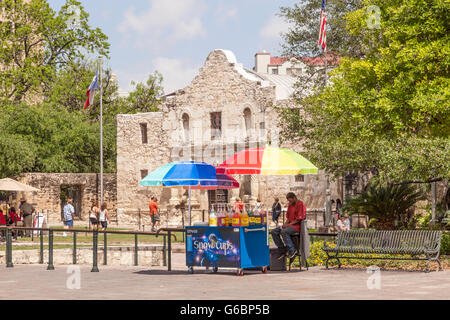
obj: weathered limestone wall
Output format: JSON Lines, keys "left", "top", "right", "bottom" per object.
{"left": 16, "top": 173, "right": 117, "bottom": 226}
{"left": 0, "top": 245, "right": 164, "bottom": 267}
{"left": 116, "top": 112, "right": 171, "bottom": 226}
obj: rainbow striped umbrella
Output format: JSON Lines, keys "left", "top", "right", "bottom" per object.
{"left": 219, "top": 146, "right": 318, "bottom": 175}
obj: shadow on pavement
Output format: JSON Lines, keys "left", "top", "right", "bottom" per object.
{"left": 133, "top": 268, "right": 308, "bottom": 277}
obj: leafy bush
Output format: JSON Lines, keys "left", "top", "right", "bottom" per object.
{"left": 441, "top": 233, "right": 450, "bottom": 255}
{"left": 343, "top": 182, "right": 426, "bottom": 230}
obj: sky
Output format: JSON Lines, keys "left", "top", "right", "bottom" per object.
{"left": 48, "top": 0, "right": 298, "bottom": 94}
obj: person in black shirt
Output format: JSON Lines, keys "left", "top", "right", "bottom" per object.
{"left": 272, "top": 197, "right": 282, "bottom": 226}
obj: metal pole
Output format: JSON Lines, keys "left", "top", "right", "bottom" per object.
{"left": 163, "top": 234, "right": 167, "bottom": 267}
{"left": 47, "top": 230, "right": 54, "bottom": 270}
{"left": 99, "top": 56, "right": 104, "bottom": 204}
{"left": 103, "top": 232, "right": 107, "bottom": 265}
{"left": 168, "top": 231, "right": 172, "bottom": 272}
{"left": 6, "top": 228, "right": 13, "bottom": 268}
{"left": 39, "top": 229, "right": 44, "bottom": 264}
{"left": 91, "top": 230, "right": 99, "bottom": 272}
{"left": 431, "top": 182, "right": 436, "bottom": 224}
{"left": 188, "top": 185, "right": 192, "bottom": 226}
{"left": 134, "top": 234, "right": 138, "bottom": 266}
{"left": 73, "top": 231, "right": 77, "bottom": 265}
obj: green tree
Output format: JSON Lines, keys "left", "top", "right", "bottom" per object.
{"left": 0, "top": 0, "right": 109, "bottom": 101}
{"left": 125, "top": 72, "right": 164, "bottom": 114}
{"left": 280, "top": 0, "right": 363, "bottom": 58}
{"left": 278, "top": 0, "right": 450, "bottom": 184}
{"left": 0, "top": 101, "right": 116, "bottom": 175}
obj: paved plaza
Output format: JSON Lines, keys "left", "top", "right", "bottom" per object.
{"left": 0, "top": 253, "right": 449, "bottom": 300}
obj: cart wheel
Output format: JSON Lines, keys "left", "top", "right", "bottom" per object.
{"left": 188, "top": 267, "right": 194, "bottom": 274}
{"left": 261, "top": 266, "right": 268, "bottom": 274}
{"left": 236, "top": 269, "right": 244, "bottom": 276}
{"left": 213, "top": 267, "right": 218, "bottom": 273}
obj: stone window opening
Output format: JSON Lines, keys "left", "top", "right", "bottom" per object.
{"left": 182, "top": 113, "right": 190, "bottom": 144}
{"left": 210, "top": 112, "right": 222, "bottom": 140}
{"left": 243, "top": 108, "right": 252, "bottom": 139}
{"left": 295, "top": 174, "right": 305, "bottom": 183}
{"left": 140, "top": 123, "right": 148, "bottom": 144}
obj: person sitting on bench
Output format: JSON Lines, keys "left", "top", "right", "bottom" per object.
{"left": 270, "top": 193, "right": 306, "bottom": 259}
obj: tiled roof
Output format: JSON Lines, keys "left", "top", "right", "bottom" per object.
{"left": 269, "top": 54, "right": 340, "bottom": 67}
{"left": 269, "top": 57, "right": 290, "bottom": 66}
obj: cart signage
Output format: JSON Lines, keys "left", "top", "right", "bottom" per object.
{"left": 186, "top": 227, "right": 240, "bottom": 268}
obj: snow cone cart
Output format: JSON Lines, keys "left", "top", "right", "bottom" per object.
{"left": 186, "top": 225, "right": 269, "bottom": 276}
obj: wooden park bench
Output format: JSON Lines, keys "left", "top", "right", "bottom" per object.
{"left": 323, "top": 230, "right": 443, "bottom": 272}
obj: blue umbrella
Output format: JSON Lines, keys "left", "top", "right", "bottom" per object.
{"left": 140, "top": 161, "right": 238, "bottom": 225}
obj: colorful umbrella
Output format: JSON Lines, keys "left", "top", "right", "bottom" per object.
{"left": 219, "top": 146, "right": 318, "bottom": 175}
{"left": 140, "top": 161, "right": 239, "bottom": 225}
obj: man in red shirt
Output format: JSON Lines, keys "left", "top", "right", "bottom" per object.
{"left": 270, "top": 192, "right": 306, "bottom": 259}
{"left": 149, "top": 197, "right": 160, "bottom": 232}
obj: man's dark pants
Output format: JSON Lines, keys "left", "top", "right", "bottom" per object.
{"left": 271, "top": 226, "right": 297, "bottom": 253}
{"left": 23, "top": 214, "right": 32, "bottom": 237}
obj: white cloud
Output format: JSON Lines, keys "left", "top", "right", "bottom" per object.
{"left": 153, "top": 57, "right": 200, "bottom": 94}
{"left": 117, "top": 0, "right": 207, "bottom": 45}
{"left": 260, "top": 15, "right": 290, "bottom": 40}
{"left": 214, "top": 2, "right": 238, "bottom": 23}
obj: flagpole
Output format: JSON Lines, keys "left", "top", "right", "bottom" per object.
{"left": 99, "top": 56, "right": 104, "bottom": 205}
{"left": 322, "top": 2, "right": 332, "bottom": 229}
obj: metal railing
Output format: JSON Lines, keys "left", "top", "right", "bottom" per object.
{"left": 0, "top": 226, "right": 176, "bottom": 272}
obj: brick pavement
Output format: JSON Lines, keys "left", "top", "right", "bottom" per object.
{"left": 0, "top": 253, "right": 449, "bottom": 300}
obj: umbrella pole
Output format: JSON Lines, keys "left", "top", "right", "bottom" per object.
{"left": 188, "top": 185, "right": 192, "bottom": 226}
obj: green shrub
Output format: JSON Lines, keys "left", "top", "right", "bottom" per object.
{"left": 441, "top": 232, "right": 450, "bottom": 255}
{"left": 343, "top": 182, "right": 426, "bottom": 230}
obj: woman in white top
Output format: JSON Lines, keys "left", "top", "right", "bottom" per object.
{"left": 89, "top": 202, "right": 99, "bottom": 230}
{"left": 253, "top": 198, "right": 263, "bottom": 214}
{"left": 336, "top": 214, "right": 351, "bottom": 231}
{"left": 99, "top": 202, "right": 111, "bottom": 230}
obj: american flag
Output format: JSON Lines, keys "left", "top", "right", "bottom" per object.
{"left": 318, "top": 0, "right": 327, "bottom": 51}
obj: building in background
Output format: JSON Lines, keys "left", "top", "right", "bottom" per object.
{"left": 116, "top": 49, "right": 343, "bottom": 228}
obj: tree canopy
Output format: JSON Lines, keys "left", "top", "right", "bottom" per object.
{"left": 0, "top": 0, "right": 163, "bottom": 178}
{"left": 278, "top": 0, "right": 450, "bottom": 184}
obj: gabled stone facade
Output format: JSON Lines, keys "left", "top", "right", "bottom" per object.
{"left": 117, "top": 50, "right": 342, "bottom": 227}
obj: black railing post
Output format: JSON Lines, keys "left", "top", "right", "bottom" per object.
{"left": 134, "top": 234, "right": 138, "bottom": 266}
{"left": 163, "top": 234, "right": 167, "bottom": 267}
{"left": 47, "top": 230, "right": 54, "bottom": 270}
{"left": 6, "top": 228, "right": 13, "bottom": 268}
{"left": 39, "top": 229, "right": 44, "bottom": 264}
{"left": 73, "top": 231, "right": 77, "bottom": 265}
{"left": 168, "top": 231, "right": 172, "bottom": 272}
{"left": 91, "top": 230, "right": 99, "bottom": 272}
{"left": 103, "top": 232, "right": 107, "bottom": 265}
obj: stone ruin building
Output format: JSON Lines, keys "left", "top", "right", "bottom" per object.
{"left": 116, "top": 49, "right": 344, "bottom": 228}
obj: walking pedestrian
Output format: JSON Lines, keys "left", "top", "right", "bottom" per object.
{"left": 99, "top": 202, "right": 111, "bottom": 231}
{"left": 89, "top": 201, "right": 100, "bottom": 230}
{"left": 63, "top": 199, "right": 75, "bottom": 236}
{"left": 149, "top": 197, "right": 160, "bottom": 232}
{"left": 19, "top": 198, "right": 34, "bottom": 237}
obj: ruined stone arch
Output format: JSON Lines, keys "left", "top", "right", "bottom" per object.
{"left": 242, "top": 105, "right": 255, "bottom": 139}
